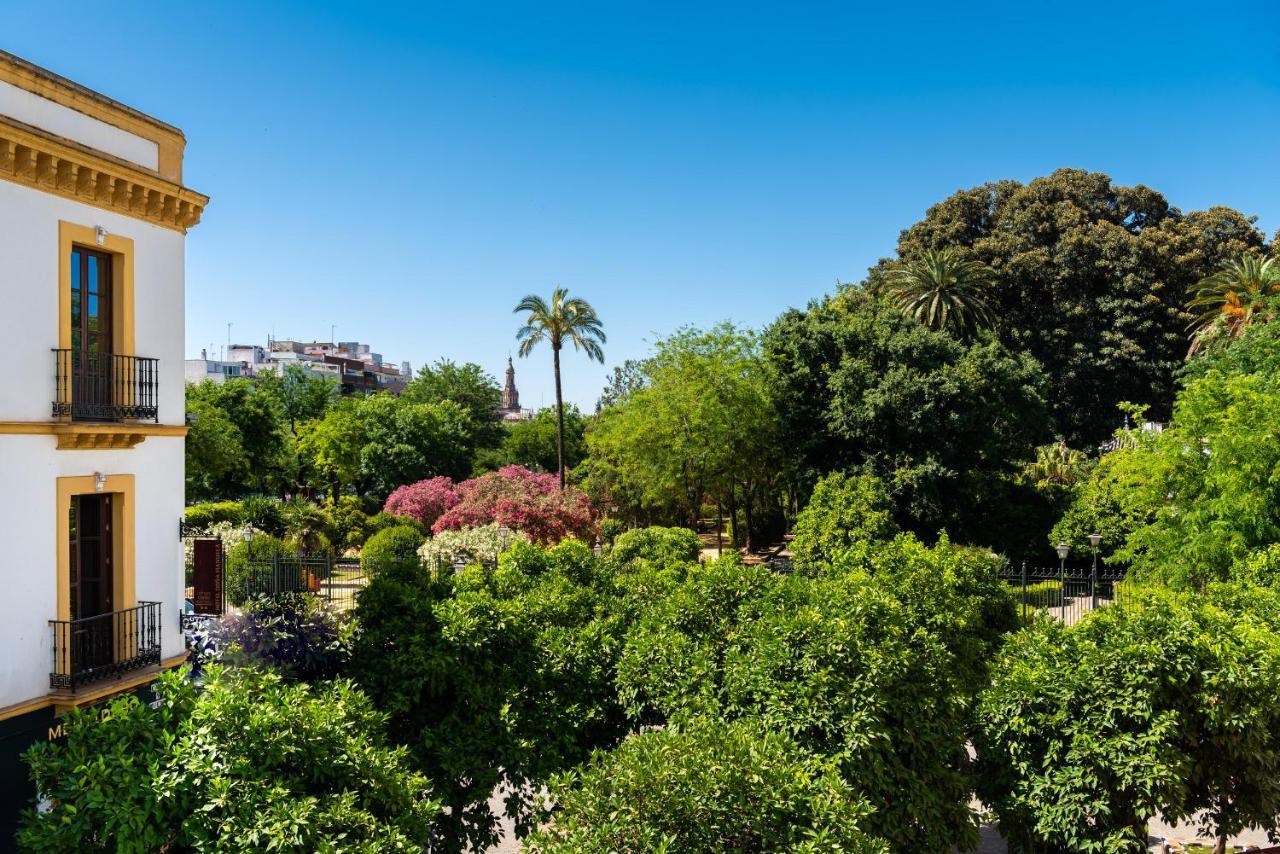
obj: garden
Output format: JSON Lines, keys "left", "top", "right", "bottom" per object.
{"left": 22, "top": 170, "right": 1280, "bottom": 853}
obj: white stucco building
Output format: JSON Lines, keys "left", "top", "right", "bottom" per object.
{"left": 0, "top": 50, "right": 207, "bottom": 829}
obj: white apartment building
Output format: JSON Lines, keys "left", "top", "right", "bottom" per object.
{"left": 0, "top": 50, "right": 207, "bottom": 831}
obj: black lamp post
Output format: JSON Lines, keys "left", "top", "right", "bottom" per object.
{"left": 1055, "top": 541, "right": 1070, "bottom": 620}
{"left": 1088, "top": 533, "right": 1102, "bottom": 611}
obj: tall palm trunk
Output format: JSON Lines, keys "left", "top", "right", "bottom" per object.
{"left": 553, "top": 344, "right": 565, "bottom": 489}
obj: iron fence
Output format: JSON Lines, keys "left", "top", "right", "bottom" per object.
{"left": 232, "top": 549, "right": 369, "bottom": 611}
{"left": 1001, "top": 562, "right": 1133, "bottom": 625}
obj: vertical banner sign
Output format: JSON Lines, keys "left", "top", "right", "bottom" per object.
{"left": 192, "top": 538, "right": 225, "bottom": 615}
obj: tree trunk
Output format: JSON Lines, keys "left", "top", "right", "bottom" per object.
{"left": 717, "top": 501, "right": 724, "bottom": 557}
{"left": 553, "top": 345, "right": 565, "bottom": 490}
{"left": 743, "top": 485, "right": 755, "bottom": 552}
{"left": 1215, "top": 833, "right": 1227, "bottom": 854}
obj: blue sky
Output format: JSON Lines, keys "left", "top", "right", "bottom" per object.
{"left": 9, "top": 2, "right": 1280, "bottom": 408}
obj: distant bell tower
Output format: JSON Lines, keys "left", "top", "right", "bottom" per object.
{"left": 501, "top": 356, "right": 520, "bottom": 413}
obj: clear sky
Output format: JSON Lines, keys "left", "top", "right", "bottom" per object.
{"left": 9, "top": 2, "right": 1280, "bottom": 408}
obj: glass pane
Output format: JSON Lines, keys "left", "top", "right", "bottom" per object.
{"left": 88, "top": 255, "right": 99, "bottom": 295}
{"left": 87, "top": 294, "right": 99, "bottom": 320}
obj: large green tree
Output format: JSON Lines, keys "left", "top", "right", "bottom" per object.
{"left": 587, "top": 324, "right": 784, "bottom": 548}
{"left": 403, "top": 359, "right": 505, "bottom": 452}
{"left": 884, "top": 247, "right": 996, "bottom": 337}
{"left": 878, "top": 169, "right": 1266, "bottom": 445}
{"left": 514, "top": 287, "right": 606, "bottom": 489}
{"left": 186, "top": 378, "right": 289, "bottom": 496}
{"left": 764, "top": 291, "right": 1050, "bottom": 552}
{"left": 502, "top": 406, "right": 587, "bottom": 474}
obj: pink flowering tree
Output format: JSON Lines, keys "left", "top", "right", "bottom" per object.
{"left": 384, "top": 476, "right": 461, "bottom": 529}
{"left": 433, "top": 465, "right": 597, "bottom": 544}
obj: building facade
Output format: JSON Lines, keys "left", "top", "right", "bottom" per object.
{"left": 185, "top": 338, "right": 410, "bottom": 394}
{"left": 0, "top": 51, "right": 206, "bottom": 834}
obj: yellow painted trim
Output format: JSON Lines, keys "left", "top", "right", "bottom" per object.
{"left": 0, "top": 696, "right": 55, "bottom": 724}
{"left": 0, "top": 50, "right": 187, "bottom": 182}
{"left": 0, "top": 422, "right": 187, "bottom": 437}
{"left": 49, "top": 654, "right": 189, "bottom": 713}
{"left": 55, "top": 475, "right": 136, "bottom": 629}
{"left": 59, "top": 221, "right": 134, "bottom": 356}
{"left": 0, "top": 118, "right": 206, "bottom": 232}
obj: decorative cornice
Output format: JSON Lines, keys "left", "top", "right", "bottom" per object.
{"left": 0, "top": 421, "right": 188, "bottom": 449}
{"left": 0, "top": 117, "right": 207, "bottom": 232}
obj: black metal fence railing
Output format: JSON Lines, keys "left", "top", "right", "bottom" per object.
{"left": 49, "top": 601, "right": 162, "bottom": 690}
{"left": 52, "top": 348, "right": 159, "bottom": 422}
{"left": 231, "top": 550, "right": 370, "bottom": 612}
{"left": 1000, "top": 563, "right": 1133, "bottom": 625}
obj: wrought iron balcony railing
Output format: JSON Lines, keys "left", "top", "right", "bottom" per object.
{"left": 49, "top": 601, "right": 162, "bottom": 690}
{"left": 52, "top": 349, "right": 159, "bottom": 422}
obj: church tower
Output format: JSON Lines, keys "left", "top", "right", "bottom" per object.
{"left": 501, "top": 356, "right": 520, "bottom": 413}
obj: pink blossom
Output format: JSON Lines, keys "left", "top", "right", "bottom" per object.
{"left": 433, "top": 466, "right": 597, "bottom": 544}
{"left": 384, "top": 477, "right": 461, "bottom": 528}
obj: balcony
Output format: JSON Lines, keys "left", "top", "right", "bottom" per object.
{"left": 49, "top": 601, "right": 162, "bottom": 691}
{"left": 52, "top": 349, "right": 159, "bottom": 423}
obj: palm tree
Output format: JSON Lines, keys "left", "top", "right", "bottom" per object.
{"left": 884, "top": 247, "right": 997, "bottom": 337}
{"left": 1186, "top": 254, "right": 1280, "bottom": 354}
{"left": 514, "top": 287, "right": 605, "bottom": 488}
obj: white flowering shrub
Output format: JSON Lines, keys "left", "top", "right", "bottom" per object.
{"left": 417, "top": 523, "right": 528, "bottom": 570}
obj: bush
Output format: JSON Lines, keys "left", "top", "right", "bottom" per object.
{"left": 280, "top": 496, "right": 332, "bottom": 552}
{"left": 324, "top": 495, "right": 375, "bottom": 550}
{"left": 417, "top": 523, "right": 528, "bottom": 570}
{"left": 976, "top": 583, "right": 1280, "bottom": 851}
{"left": 384, "top": 476, "right": 460, "bottom": 528}
{"left": 183, "top": 500, "right": 243, "bottom": 531}
{"left": 791, "top": 472, "right": 897, "bottom": 569}
{"left": 224, "top": 534, "right": 296, "bottom": 606}
{"left": 433, "top": 465, "right": 596, "bottom": 544}
{"left": 239, "top": 494, "right": 285, "bottom": 536}
{"left": 212, "top": 593, "right": 353, "bottom": 681}
{"left": 615, "top": 537, "right": 1015, "bottom": 852}
{"left": 526, "top": 718, "right": 887, "bottom": 853}
{"left": 361, "top": 525, "right": 425, "bottom": 571}
{"left": 20, "top": 667, "right": 440, "bottom": 851}
{"left": 598, "top": 517, "right": 626, "bottom": 546}
{"left": 610, "top": 525, "right": 701, "bottom": 567}
{"left": 352, "top": 538, "right": 628, "bottom": 850}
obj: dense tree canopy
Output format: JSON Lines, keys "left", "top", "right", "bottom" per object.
{"left": 502, "top": 405, "right": 587, "bottom": 474}
{"left": 764, "top": 290, "right": 1050, "bottom": 551}
{"left": 877, "top": 168, "right": 1266, "bottom": 445}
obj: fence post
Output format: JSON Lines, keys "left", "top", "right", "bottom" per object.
{"left": 325, "top": 552, "right": 333, "bottom": 600}
{"left": 272, "top": 547, "right": 280, "bottom": 597}
{"left": 1020, "top": 560, "right": 1027, "bottom": 620}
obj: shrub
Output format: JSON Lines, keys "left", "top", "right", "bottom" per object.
{"left": 324, "top": 495, "right": 376, "bottom": 550}
{"left": 417, "top": 523, "right": 528, "bottom": 570}
{"left": 976, "top": 583, "right": 1280, "bottom": 852}
{"left": 615, "top": 537, "right": 1015, "bottom": 852}
{"left": 361, "top": 525, "right": 425, "bottom": 571}
{"left": 384, "top": 476, "right": 460, "bottom": 528}
{"left": 610, "top": 525, "right": 700, "bottom": 567}
{"left": 791, "top": 472, "right": 897, "bottom": 568}
{"left": 433, "top": 465, "right": 596, "bottom": 544}
{"left": 183, "top": 500, "right": 243, "bottom": 531}
{"left": 526, "top": 718, "right": 887, "bottom": 853}
{"left": 352, "top": 538, "right": 628, "bottom": 850}
{"left": 19, "top": 667, "right": 440, "bottom": 851}
{"left": 239, "top": 494, "right": 285, "bottom": 536}
{"left": 598, "top": 517, "right": 625, "bottom": 546}
{"left": 280, "top": 496, "right": 332, "bottom": 552}
{"left": 212, "top": 593, "right": 353, "bottom": 681}
{"left": 224, "top": 534, "right": 296, "bottom": 606}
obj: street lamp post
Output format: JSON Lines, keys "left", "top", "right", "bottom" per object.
{"left": 593, "top": 536, "right": 603, "bottom": 558}
{"left": 1088, "top": 533, "right": 1102, "bottom": 611}
{"left": 1055, "top": 541, "right": 1071, "bottom": 621}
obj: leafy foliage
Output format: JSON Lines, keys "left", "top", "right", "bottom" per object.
{"left": 609, "top": 525, "right": 702, "bottom": 568}
{"left": 20, "top": 667, "right": 440, "bottom": 852}
{"left": 880, "top": 168, "right": 1266, "bottom": 445}
{"left": 225, "top": 534, "right": 296, "bottom": 606}
{"left": 351, "top": 539, "right": 629, "bottom": 851}
{"left": 361, "top": 525, "right": 427, "bottom": 571}
{"left": 1186, "top": 253, "right": 1280, "bottom": 354}
{"left": 790, "top": 472, "right": 897, "bottom": 568}
{"left": 501, "top": 405, "right": 588, "bottom": 474}
{"left": 527, "top": 718, "right": 888, "bottom": 853}
{"left": 616, "top": 538, "right": 1016, "bottom": 852}
{"left": 884, "top": 247, "right": 996, "bottom": 337}
{"left": 402, "top": 359, "right": 505, "bottom": 453}
{"left": 976, "top": 584, "right": 1280, "bottom": 852}
{"left": 212, "top": 593, "right": 354, "bottom": 681}
{"left": 764, "top": 291, "right": 1049, "bottom": 551}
